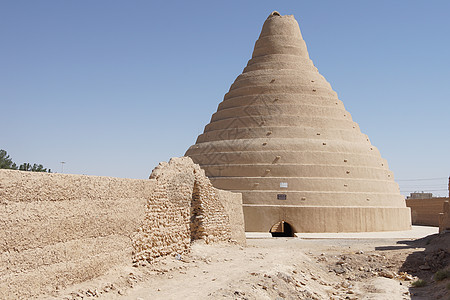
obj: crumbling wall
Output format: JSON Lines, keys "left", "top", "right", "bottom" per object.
{"left": 131, "top": 158, "right": 195, "bottom": 263}
{"left": 132, "top": 157, "right": 245, "bottom": 263}
{"left": 131, "top": 183, "right": 191, "bottom": 263}
{"left": 191, "top": 166, "right": 232, "bottom": 243}
{"left": 406, "top": 197, "right": 449, "bottom": 226}
{"left": 0, "top": 170, "right": 154, "bottom": 299}
{"left": 0, "top": 157, "right": 244, "bottom": 299}
{"left": 217, "top": 189, "right": 246, "bottom": 245}
{"left": 439, "top": 201, "right": 450, "bottom": 233}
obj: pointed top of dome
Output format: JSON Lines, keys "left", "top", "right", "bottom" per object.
{"left": 268, "top": 11, "right": 281, "bottom": 18}
{"left": 259, "top": 11, "right": 299, "bottom": 37}
{"left": 253, "top": 11, "right": 306, "bottom": 59}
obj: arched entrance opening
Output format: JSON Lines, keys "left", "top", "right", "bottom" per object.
{"left": 270, "top": 221, "right": 294, "bottom": 237}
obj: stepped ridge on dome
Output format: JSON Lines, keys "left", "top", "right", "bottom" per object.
{"left": 185, "top": 11, "right": 411, "bottom": 233}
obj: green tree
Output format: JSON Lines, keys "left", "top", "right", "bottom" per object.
{"left": 19, "top": 162, "right": 32, "bottom": 171}
{"left": 0, "top": 149, "right": 18, "bottom": 169}
{"left": 1, "top": 149, "right": 51, "bottom": 173}
{"left": 19, "top": 163, "right": 51, "bottom": 173}
{"left": 32, "top": 163, "right": 49, "bottom": 173}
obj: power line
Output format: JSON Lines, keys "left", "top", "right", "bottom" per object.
{"left": 400, "top": 189, "right": 448, "bottom": 192}
{"left": 396, "top": 177, "right": 447, "bottom": 181}
{"left": 400, "top": 187, "right": 447, "bottom": 189}
{"left": 400, "top": 184, "right": 446, "bottom": 187}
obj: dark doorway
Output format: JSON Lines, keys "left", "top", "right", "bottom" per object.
{"left": 270, "top": 221, "right": 294, "bottom": 237}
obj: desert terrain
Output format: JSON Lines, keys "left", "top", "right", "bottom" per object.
{"left": 53, "top": 227, "right": 450, "bottom": 300}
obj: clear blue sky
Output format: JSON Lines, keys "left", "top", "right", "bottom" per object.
{"left": 1, "top": 1, "right": 449, "bottom": 196}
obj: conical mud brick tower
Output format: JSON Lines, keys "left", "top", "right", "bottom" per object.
{"left": 186, "top": 11, "right": 411, "bottom": 234}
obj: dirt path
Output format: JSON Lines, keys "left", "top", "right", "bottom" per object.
{"left": 58, "top": 232, "right": 450, "bottom": 300}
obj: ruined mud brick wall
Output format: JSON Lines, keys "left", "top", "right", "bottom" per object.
{"left": 439, "top": 201, "right": 450, "bottom": 233}
{"left": 0, "top": 170, "right": 154, "bottom": 299}
{"left": 406, "top": 197, "right": 449, "bottom": 226}
{"left": 132, "top": 157, "right": 245, "bottom": 263}
{"left": 442, "top": 178, "right": 450, "bottom": 233}
{"left": 217, "top": 189, "right": 246, "bottom": 245}
{"left": 191, "top": 169, "right": 232, "bottom": 243}
{"left": 191, "top": 162, "right": 245, "bottom": 245}
{"left": 131, "top": 158, "right": 196, "bottom": 263}
{"left": 131, "top": 182, "right": 191, "bottom": 263}
{"left": 0, "top": 157, "right": 244, "bottom": 299}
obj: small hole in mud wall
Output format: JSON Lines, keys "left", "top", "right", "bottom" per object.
{"left": 270, "top": 221, "right": 295, "bottom": 237}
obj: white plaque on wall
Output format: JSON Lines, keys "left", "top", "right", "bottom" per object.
{"left": 280, "top": 182, "right": 288, "bottom": 188}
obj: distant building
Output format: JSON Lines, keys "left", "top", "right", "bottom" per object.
{"left": 407, "top": 192, "right": 433, "bottom": 199}
{"left": 405, "top": 177, "right": 450, "bottom": 227}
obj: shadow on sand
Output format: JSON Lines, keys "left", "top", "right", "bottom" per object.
{"left": 375, "top": 233, "right": 450, "bottom": 299}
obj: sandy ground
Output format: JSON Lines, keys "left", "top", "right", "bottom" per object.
{"left": 56, "top": 227, "right": 450, "bottom": 300}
